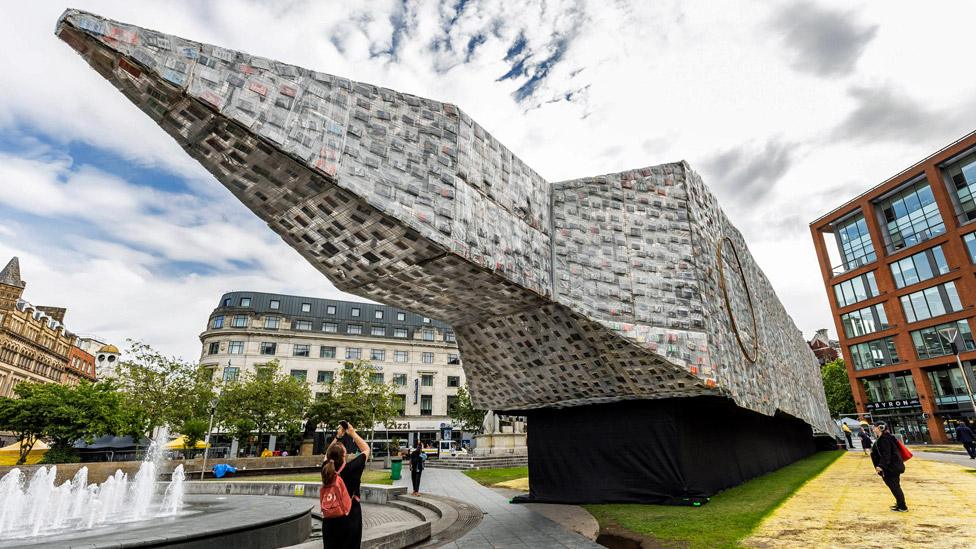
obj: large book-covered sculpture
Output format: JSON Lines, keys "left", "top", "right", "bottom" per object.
{"left": 57, "top": 9, "right": 832, "bottom": 503}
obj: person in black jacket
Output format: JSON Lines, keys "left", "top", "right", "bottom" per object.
{"left": 870, "top": 422, "right": 907, "bottom": 512}
{"left": 858, "top": 426, "right": 873, "bottom": 456}
{"left": 957, "top": 420, "right": 976, "bottom": 459}
{"left": 408, "top": 442, "right": 427, "bottom": 496}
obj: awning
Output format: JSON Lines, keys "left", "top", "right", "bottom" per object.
{"left": 0, "top": 438, "right": 49, "bottom": 466}
{"left": 164, "top": 435, "right": 209, "bottom": 450}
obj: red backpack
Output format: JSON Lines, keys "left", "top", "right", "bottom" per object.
{"left": 320, "top": 462, "right": 354, "bottom": 519}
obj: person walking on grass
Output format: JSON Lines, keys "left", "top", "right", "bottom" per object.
{"left": 320, "top": 421, "right": 370, "bottom": 549}
{"left": 858, "top": 426, "right": 873, "bottom": 456}
{"left": 870, "top": 422, "right": 907, "bottom": 512}
{"left": 956, "top": 420, "right": 976, "bottom": 459}
{"left": 409, "top": 442, "right": 427, "bottom": 496}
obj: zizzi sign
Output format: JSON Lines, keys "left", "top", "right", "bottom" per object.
{"left": 865, "top": 398, "right": 920, "bottom": 410}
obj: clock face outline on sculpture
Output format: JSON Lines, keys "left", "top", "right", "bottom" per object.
{"left": 717, "top": 236, "right": 759, "bottom": 363}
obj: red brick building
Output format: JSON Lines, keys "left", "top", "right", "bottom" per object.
{"left": 65, "top": 345, "right": 96, "bottom": 385}
{"left": 808, "top": 329, "right": 840, "bottom": 365}
{"left": 811, "top": 131, "right": 976, "bottom": 443}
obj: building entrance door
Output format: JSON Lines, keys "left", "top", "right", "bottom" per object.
{"left": 874, "top": 408, "right": 929, "bottom": 443}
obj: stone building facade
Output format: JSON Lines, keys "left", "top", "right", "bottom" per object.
{"left": 199, "top": 291, "right": 466, "bottom": 447}
{"left": 0, "top": 257, "right": 78, "bottom": 396}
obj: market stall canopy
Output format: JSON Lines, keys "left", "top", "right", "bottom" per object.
{"left": 0, "top": 439, "right": 49, "bottom": 466}
{"left": 164, "top": 436, "right": 209, "bottom": 450}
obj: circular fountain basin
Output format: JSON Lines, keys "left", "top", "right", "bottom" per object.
{"left": 0, "top": 494, "right": 312, "bottom": 548}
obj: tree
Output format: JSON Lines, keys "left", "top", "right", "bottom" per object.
{"left": 448, "top": 386, "right": 487, "bottom": 433}
{"left": 821, "top": 359, "right": 856, "bottom": 417}
{"left": 217, "top": 360, "right": 311, "bottom": 455}
{"left": 114, "top": 340, "right": 216, "bottom": 435}
{"left": 303, "top": 360, "right": 399, "bottom": 442}
{"left": 179, "top": 418, "right": 210, "bottom": 459}
{"left": 0, "top": 380, "right": 145, "bottom": 464}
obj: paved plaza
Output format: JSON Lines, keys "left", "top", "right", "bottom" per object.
{"left": 393, "top": 468, "right": 602, "bottom": 548}
{"left": 745, "top": 452, "right": 976, "bottom": 548}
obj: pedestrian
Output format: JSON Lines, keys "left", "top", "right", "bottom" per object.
{"left": 842, "top": 421, "right": 853, "bottom": 449}
{"left": 409, "top": 441, "right": 427, "bottom": 496}
{"left": 956, "top": 420, "right": 976, "bottom": 459}
{"left": 858, "top": 426, "right": 873, "bottom": 456}
{"left": 320, "top": 421, "right": 370, "bottom": 549}
{"left": 870, "top": 422, "right": 908, "bottom": 512}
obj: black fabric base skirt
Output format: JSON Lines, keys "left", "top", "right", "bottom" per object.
{"left": 508, "top": 396, "right": 819, "bottom": 505}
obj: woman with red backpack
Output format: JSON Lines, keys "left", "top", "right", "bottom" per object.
{"left": 321, "top": 421, "right": 371, "bottom": 548}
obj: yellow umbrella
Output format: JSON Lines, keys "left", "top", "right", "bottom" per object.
{"left": 163, "top": 436, "right": 209, "bottom": 450}
{"left": 0, "top": 438, "right": 49, "bottom": 466}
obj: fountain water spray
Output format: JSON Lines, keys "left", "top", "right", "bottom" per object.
{"left": 0, "top": 426, "right": 186, "bottom": 538}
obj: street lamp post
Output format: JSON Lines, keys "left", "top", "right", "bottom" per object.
{"left": 942, "top": 328, "right": 976, "bottom": 420}
{"left": 200, "top": 397, "right": 219, "bottom": 481}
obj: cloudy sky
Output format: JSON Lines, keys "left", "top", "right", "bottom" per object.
{"left": 2, "top": 1, "right": 975, "bottom": 361}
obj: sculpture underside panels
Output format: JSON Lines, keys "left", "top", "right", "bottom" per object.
{"left": 57, "top": 10, "right": 831, "bottom": 433}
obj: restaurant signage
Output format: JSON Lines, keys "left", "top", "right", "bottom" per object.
{"left": 865, "top": 398, "right": 920, "bottom": 411}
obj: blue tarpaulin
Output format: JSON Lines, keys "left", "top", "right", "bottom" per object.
{"left": 212, "top": 464, "right": 237, "bottom": 478}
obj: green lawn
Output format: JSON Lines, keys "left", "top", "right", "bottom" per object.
{"left": 211, "top": 470, "right": 393, "bottom": 485}
{"left": 585, "top": 451, "right": 844, "bottom": 549}
{"left": 463, "top": 466, "right": 529, "bottom": 486}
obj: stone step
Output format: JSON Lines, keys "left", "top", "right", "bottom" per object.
{"left": 397, "top": 494, "right": 460, "bottom": 536}
{"left": 388, "top": 499, "right": 440, "bottom": 523}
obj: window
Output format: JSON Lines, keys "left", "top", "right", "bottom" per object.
{"left": 890, "top": 245, "right": 950, "bottom": 289}
{"left": 370, "top": 326, "right": 386, "bottom": 336}
{"left": 394, "top": 350, "right": 408, "bottom": 362}
{"left": 260, "top": 342, "right": 277, "bottom": 355}
{"left": 317, "top": 370, "right": 334, "bottom": 384}
{"left": 420, "top": 395, "right": 432, "bottom": 416}
{"left": 394, "top": 328, "right": 408, "bottom": 338}
{"left": 232, "top": 315, "right": 247, "bottom": 328}
{"left": 207, "top": 342, "right": 219, "bottom": 355}
{"left": 264, "top": 316, "right": 280, "bottom": 329}
{"left": 295, "top": 320, "right": 312, "bottom": 331}
{"left": 900, "top": 281, "right": 963, "bottom": 323}
{"left": 447, "top": 375, "right": 460, "bottom": 387}
{"left": 840, "top": 304, "right": 889, "bottom": 338}
{"left": 346, "top": 347, "right": 362, "bottom": 360}
{"left": 301, "top": 302, "right": 311, "bottom": 313}
{"left": 375, "top": 310, "right": 384, "bottom": 319}
{"left": 421, "top": 374, "right": 434, "bottom": 386}
{"left": 877, "top": 178, "right": 945, "bottom": 252}
{"left": 326, "top": 305, "right": 337, "bottom": 315}
{"left": 323, "top": 322, "right": 338, "bottom": 333}
{"left": 422, "top": 352, "right": 434, "bottom": 364}
{"left": 911, "top": 319, "right": 976, "bottom": 360}
{"left": 211, "top": 315, "right": 224, "bottom": 329}
{"left": 269, "top": 299, "right": 280, "bottom": 310}
{"left": 240, "top": 297, "right": 251, "bottom": 307}
{"left": 849, "top": 337, "right": 900, "bottom": 370}
{"left": 222, "top": 298, "right": 231, "bottom": 307}
{"left": 928, "top": 364, "right": 976, "bottom": 406}
{"left": 290, "top": 369, "right": 307, "bottom": 381}
{"left": 293, "top": 344, "right": 310, "bottom": 357}
{"left": 447, "top": 395, "right": 458, "bottom": 415}
{"left": 448, "top": 354, "right": 460, "bottom": 365}
{"left": 371, "top": 349, "right": 386, "bottom": 361}
{"left": 833, "top": 272, "right": 880, "bottom": 308}
{"left": 834, "top": 213, "right": 876, "bottom": 270}
{"left": 422, "top": 329, "right": 434, "bottom": 341}
{"left": 397, "top": 312, "right": 406, "bottom": 321}
{"left": 351, "top": 307, "right": 361, "bottom": 317}
{"left": 944, "top": 150, "right": 976, "bottom": 222}
{"left": 445, "top": 331, "right": 456, "bottom": 342}
{"left": 964, "top": 232, "right": 976, "bottom": 263}
{"left": 320, "top": 346, "right": 336, "bottom": 358}
{"left": 223, "top": 366, "right": 239, "bottom": 382}
{"left": 393, "top": 373, "right": 407, "bottom": 386}
{"left": 369, "top": 372, "right": 384, "bottom": 384}
{"left": 422, "top": 317, "right": 431, "bottom": 323}
{"left": 394, "top": 394, "right": 406, "bottom": 415}
{"left": 863, "top": 372, "right": 918, "bottom": 404}
{"left": 228, "top": 341, "right": 244, "bottom": 354}
{"left": 347, "top": 324, "right": 362, "bottom": 335}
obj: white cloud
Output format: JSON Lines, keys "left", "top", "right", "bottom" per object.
{"left": 1, "top": 0, "right": 975, "bottom": 359}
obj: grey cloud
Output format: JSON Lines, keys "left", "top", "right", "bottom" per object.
{"left": 770, "top": 2, "right": 877, "bottom": 77}
{"left": 701, "top": 139, "right": 799, "bottom": 206}
{"left": 832, "top": 86, "right": 974, "bottom": 143}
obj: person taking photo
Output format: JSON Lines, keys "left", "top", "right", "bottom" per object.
{"left": 320, "top": 421, "right": 371, "bottom": 548}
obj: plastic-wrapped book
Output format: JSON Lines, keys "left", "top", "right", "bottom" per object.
{"left": 57, "top": 9, "right": 833, "bottom": 503}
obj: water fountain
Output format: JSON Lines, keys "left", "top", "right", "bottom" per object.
{"left": 0, "top": 427, "right": 185, "bottom": 539}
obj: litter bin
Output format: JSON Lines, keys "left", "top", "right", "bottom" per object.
{"left": 390, "top": 457, "right": 403, "bottom": 481}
